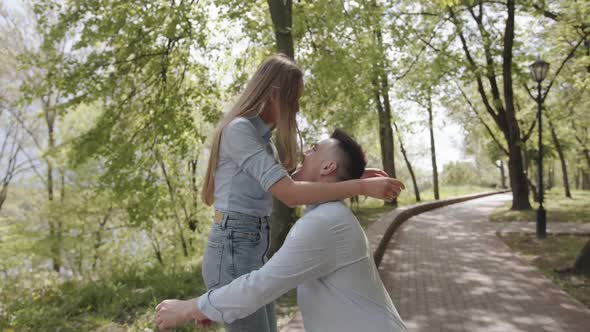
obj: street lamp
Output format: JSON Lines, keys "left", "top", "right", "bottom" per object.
{"left": 529, "top": 58, "right": 549, "bottom": 239}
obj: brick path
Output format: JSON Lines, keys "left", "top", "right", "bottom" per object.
{"left": 379, "top": 194, "right": 590, "bottom": 332}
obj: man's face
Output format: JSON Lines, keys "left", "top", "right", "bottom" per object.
{"left": 292, "top": 138, "right": 340, "bottom": 182}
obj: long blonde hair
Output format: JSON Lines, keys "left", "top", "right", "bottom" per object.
{"left": 202, "top": 54, "right": 303, "bottom": 206}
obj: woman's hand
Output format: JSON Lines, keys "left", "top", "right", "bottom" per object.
{"left": 362, "top": 177, "right": 405, "bottom": 202}
{"left": 361, "top": 168, "right": 389, "bottom": 179}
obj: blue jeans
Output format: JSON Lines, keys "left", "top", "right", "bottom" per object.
{"left": 202, "top": 212, "right": 277, "bottom": 332}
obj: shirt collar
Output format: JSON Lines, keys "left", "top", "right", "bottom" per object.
{"left": 303, "top": 200, "right": 345, "bottom": 215}
{"left": 303, "top": 204, "right": 320, "bottom": 215}
{"left": 249, "top": 116, "right": 273, "bottom": 143}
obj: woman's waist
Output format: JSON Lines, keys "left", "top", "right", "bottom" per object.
{"left": 213, "top": 197, "right": 272, "bottom": 217}
{"left": 212, "top": 208, "right": 271, "bottom": 229}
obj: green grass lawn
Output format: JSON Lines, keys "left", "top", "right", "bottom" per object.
{"left": 499, "top": 234, "right": 590, "bottom": 309}
{"left": 490, "top": 190, "right": 590, "bottom": 223}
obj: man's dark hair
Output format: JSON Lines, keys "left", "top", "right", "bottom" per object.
{"left": 330, "top": 129, "right": 367, "bottom": 181}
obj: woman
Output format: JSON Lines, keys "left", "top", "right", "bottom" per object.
{"left": 161, "top": 54, "right": 403, "bottom": 331}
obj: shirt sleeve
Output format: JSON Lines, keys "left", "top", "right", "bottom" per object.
{"left": 197, "top": 214, "right": 339, "bottom": 324}
{"left": 221, "top": 118, "right": 287, "bottom": 191}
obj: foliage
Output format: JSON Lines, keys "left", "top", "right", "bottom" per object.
{"left": 1, "top": 263, "right": 210, "bottom": 331}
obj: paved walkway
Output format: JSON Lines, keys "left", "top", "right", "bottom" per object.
{"left": 379, "top": 194, "right": 590, "bottom": 332}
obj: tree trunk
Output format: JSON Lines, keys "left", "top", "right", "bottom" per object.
{"left": 267, "top": 0, "right": 296, "bottom": 258}
{"left": 92, "top": 207, "right": 112, "bottom": 270}
{"left": 0, "top": 183, "right": 7, "bottom": 211}
{"left": 582, "top": 150, "right": 590, "bottom": 190}
{"left": 149, "top": 233, "right": 164, "bottom": 266}
{"left": 549, "top": 120, "right": 572, "bottom": 198}
{"left": 267, "top": 0, "right": 294, "bottom": 58}
{"left": 372, "top": 14, "right": 397, "bottom": 206}
{"left": 573, "top": 240, "right": 590, "bottom": 276}
{"left": 584, "top": 148, "right": 590, "bottom": 170}
{"left": 0, "top": 131, "right": 20, "bottom": 211}
{"left": 373, "top": 87, "right": 397, "bottom": 206}
{"left": 527, "top": 177, "right": 539, "bottom": 202}
{"left": 427, "top": 90, "right": 439, "bottom": 200}
{"left": 44, "top": 102, "right": 61, "bottom": 273}
{"left": 547, "top": 159, "right": 554, "bottom": 190}
{"left": 188, "top": 158, "right": 199, "bottom": 233}
{"left": 494, "top": 160, "right": 507, "bottom": 189}
{"left": 268, "top": 199, "right": 296, "bottom": 258}
{"left": 503, "top": 0, "right": 532, "bottom": 210}
{"left": 500, "top": 160, "right": 507, "bottom": 188}
{"left": 157, "top": 155, "right": 189, "bottom": 257}
{"left": 393, "top": 121, "right": 420, "bottom": 202}
{"left": 583, "top": 170, "right": 590, "bottom": 190}
{"left": 574, "top": 166, "right": 582, "bottom": 190}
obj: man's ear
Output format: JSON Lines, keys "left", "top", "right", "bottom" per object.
{"left": 320, "top": 160, "right": 338, "bottom": 176}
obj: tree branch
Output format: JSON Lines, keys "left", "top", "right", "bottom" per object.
{"left": 542, "top": 33, "right": 590, "bottom": 103}
{"left": 455, "top": 81, "right": 509, "bottom": 155}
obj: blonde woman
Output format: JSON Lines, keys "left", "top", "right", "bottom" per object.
{"left": 165, "top": 54, "right": 404, "bottom": 332}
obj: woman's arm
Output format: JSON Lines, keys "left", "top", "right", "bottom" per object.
{"left": 270, "top": 176, "right": 404, "bottom": 208}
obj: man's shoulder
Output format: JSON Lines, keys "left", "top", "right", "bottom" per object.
{"left": 314, "top": 201, "right": 352, "bottom": 215}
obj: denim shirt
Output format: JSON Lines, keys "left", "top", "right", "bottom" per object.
{"left": 213, "top": 116, "right": 287, "bottom": 217}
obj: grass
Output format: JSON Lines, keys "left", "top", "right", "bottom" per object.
{"left": 0, "top": 264, "right": 217, "bottom": 332}
{"left": 275, "top": 289, "right": 299, "bottom": 329}
{"left": 490, "top": 189, "right": 590, "bottom": 223}
{"left": 499, "top": 234, "right": 590, "bottom": 309}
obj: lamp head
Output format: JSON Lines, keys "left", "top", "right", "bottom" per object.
{"left": 529, "top": 58, "right": 550, "bottom": 83}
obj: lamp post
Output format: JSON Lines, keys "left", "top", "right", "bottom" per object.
{"left": 529, "top": 58, "right": 549, "bottom": 239}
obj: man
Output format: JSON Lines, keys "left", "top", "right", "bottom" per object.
{"left": 156, "top": 129, "right": 407, "bottom": 332}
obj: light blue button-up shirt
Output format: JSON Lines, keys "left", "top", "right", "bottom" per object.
{"left": 213, "top": 116, "right": 287, "bottom": 217}
{"left": 197, "top": 201, "right": 407, "bottom": 332}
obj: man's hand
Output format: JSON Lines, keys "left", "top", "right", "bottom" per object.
{"left": 361, "top": 168, "right": 389, "bottom": 179}
{"left": 155, "top": 298, "right": 209, "bottom": 331}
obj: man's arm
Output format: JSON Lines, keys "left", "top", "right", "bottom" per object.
{"left": 197, "top": 214, "right": 339, "bottom": 324}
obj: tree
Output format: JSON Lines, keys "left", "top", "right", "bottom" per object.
{"left": 392, "top": 121, "right": 421, "bottom": 202}
{"left": 29, "top": 0, "right": 224, "bottom": 266}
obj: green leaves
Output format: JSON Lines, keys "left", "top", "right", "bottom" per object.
{"left": 29, "top": 0, "right": 221, "bottom": 223}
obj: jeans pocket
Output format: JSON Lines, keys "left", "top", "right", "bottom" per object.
{"left": 231, "top": 229, "right": 261, "bottom": 243}
{"left": 202, "top": 241, "right": 224, "bottom": 289}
